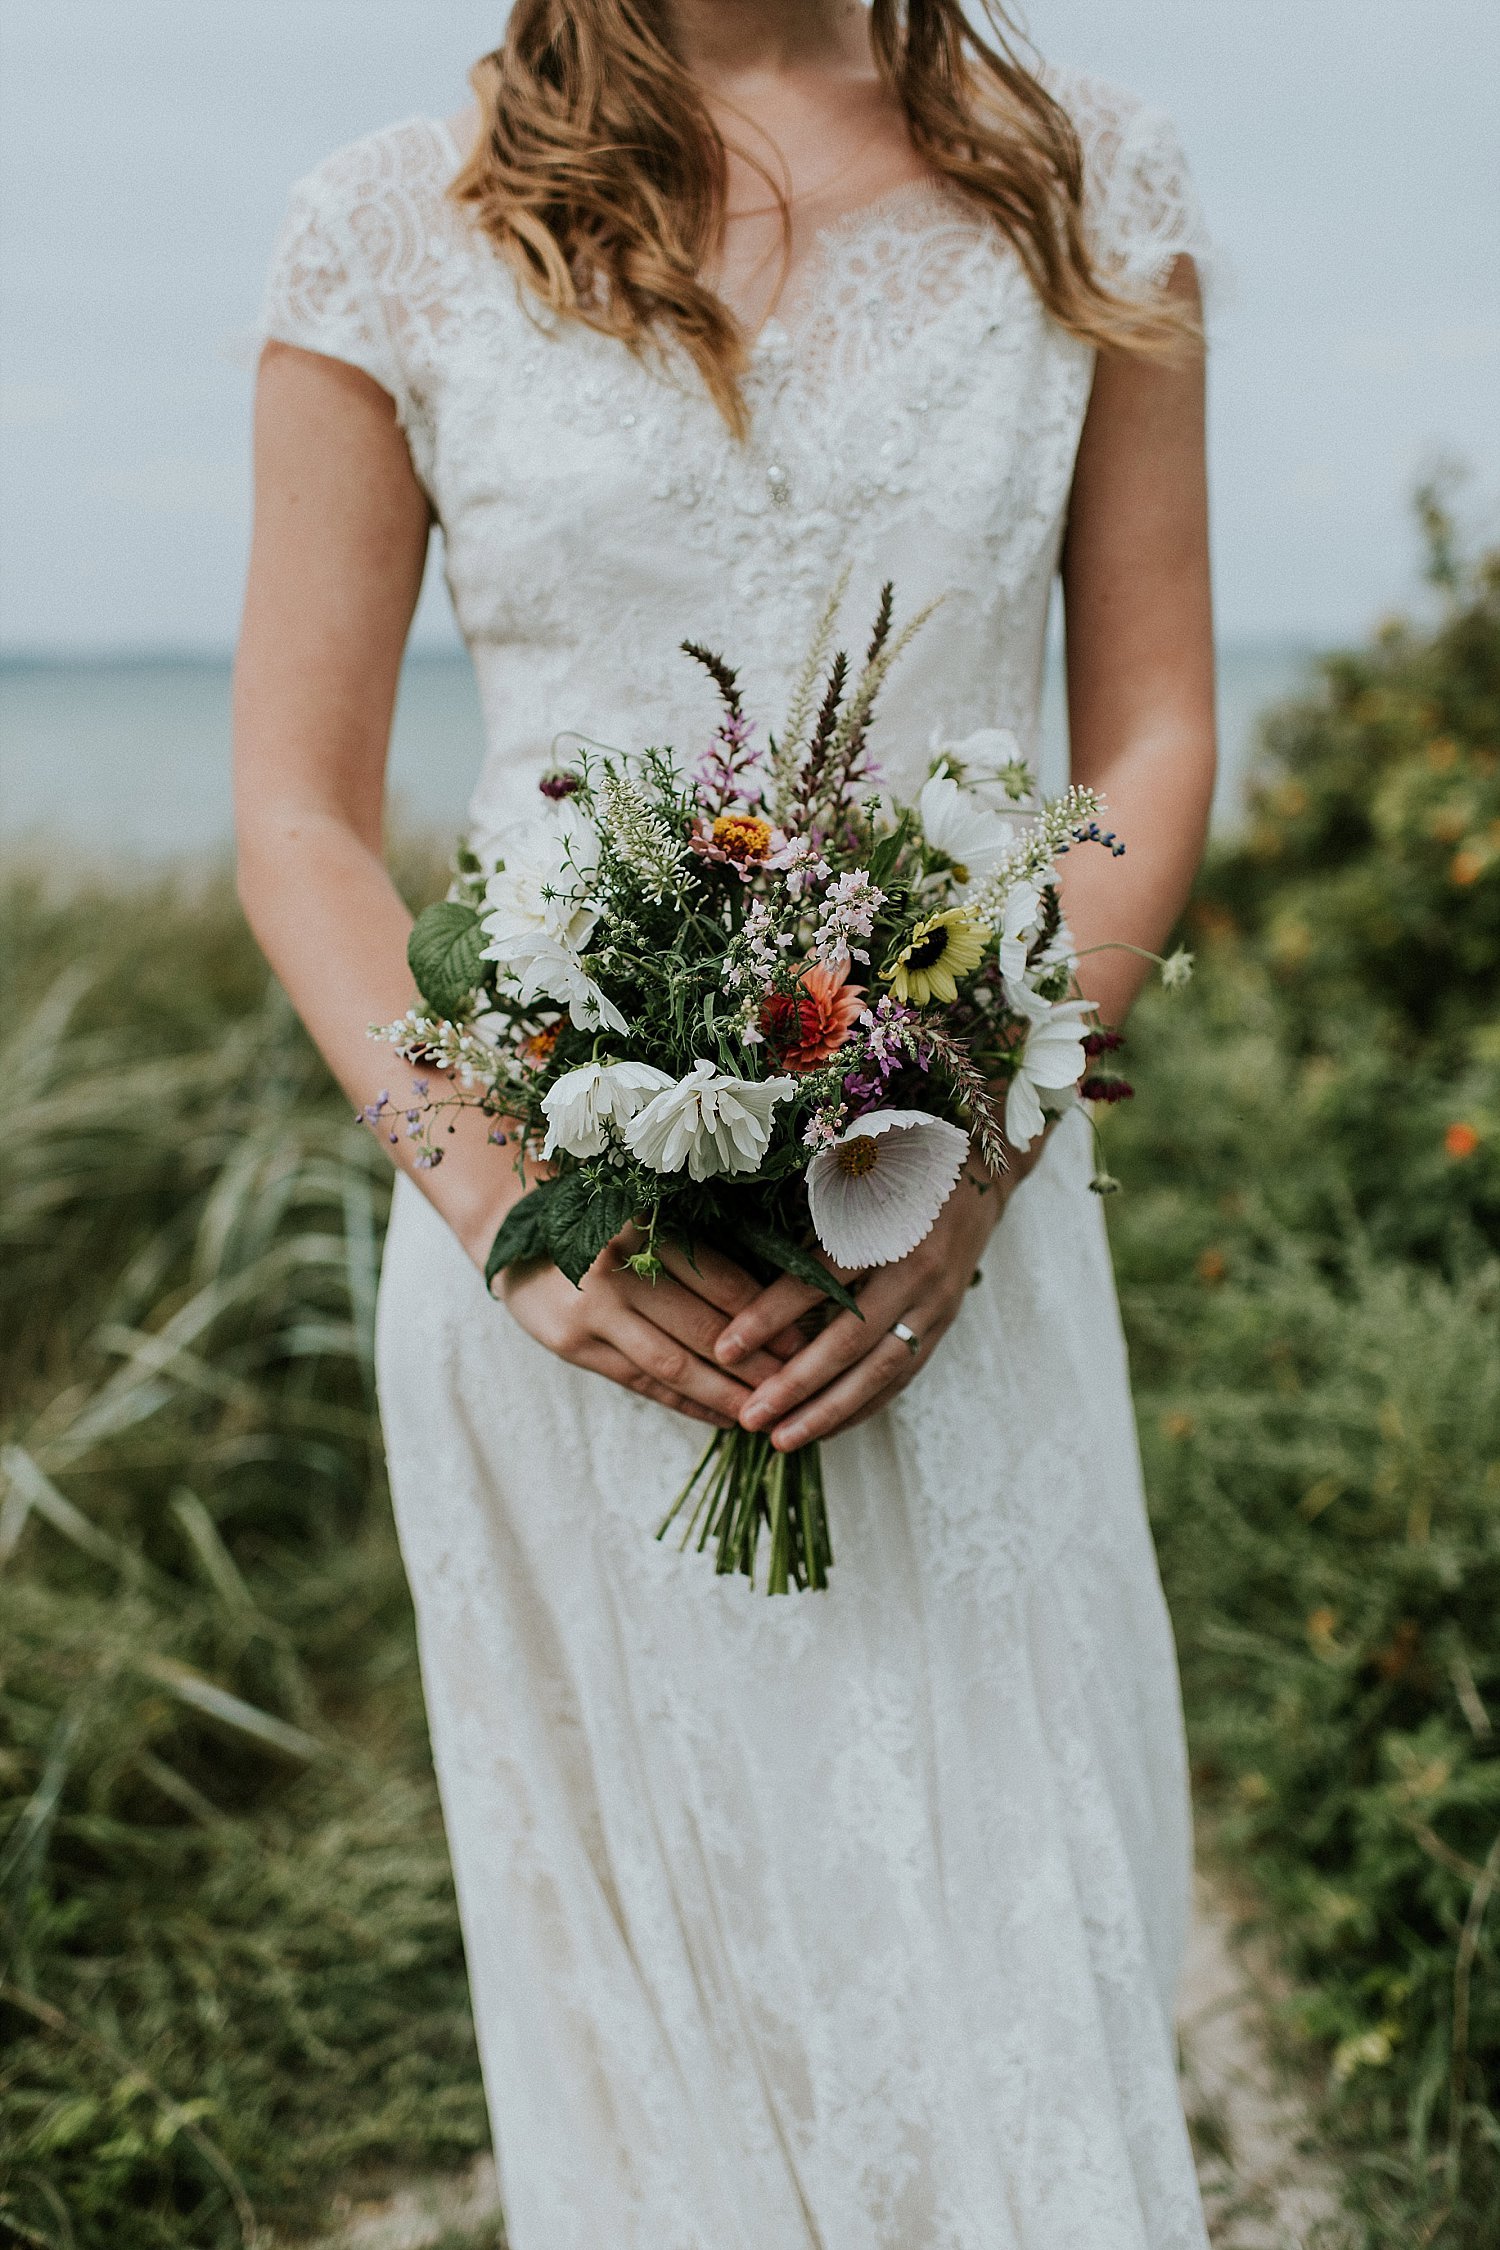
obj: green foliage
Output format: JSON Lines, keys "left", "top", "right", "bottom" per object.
{"left": 530, "top": 1169, "right": 637, "bottom": 1287}
{"left": 0, "top": 869, "right": 487, "bottom": 2249}
{"left": 1108, "top": 512, "right": 1500, "bottom": 2244}
{"left": 1194, "top": 506, "right": 1500, "bottom": 1262}
{"left": 407, "top": 900, "right": 485, "bottom": 1021}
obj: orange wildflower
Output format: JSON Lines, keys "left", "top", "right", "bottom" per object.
{"left": 760, "top": 959, "right": 866, "bottom": 1072}
{"left": 711, "top": 812, "right": 773, "bottom": 863}
{"left": 1444, "top": 1121, "right": 1480, "bottom": 1160}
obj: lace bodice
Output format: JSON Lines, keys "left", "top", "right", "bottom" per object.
{"left": 261, "top": 71, "right": 1206, "bottom": 849}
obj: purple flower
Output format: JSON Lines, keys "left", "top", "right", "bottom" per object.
{"left": 539, "top": 772, "right": 581, "bottom": 801}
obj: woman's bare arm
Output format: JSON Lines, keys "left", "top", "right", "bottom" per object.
{"left": 1059, "top": 261, "right": 1217, "bottom": 1024}
{"left": 234, "top": 342, "right": 792, "bottom": 1420}
{"left": 234, "top": 342, "right": 512, "bottom": 1264}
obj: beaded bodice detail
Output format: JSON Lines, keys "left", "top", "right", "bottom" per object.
{"left": 261, "top": 71, "right": 1206, "bottom": 843}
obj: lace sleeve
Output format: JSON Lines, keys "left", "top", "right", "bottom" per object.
{"left": 1090, "top": 99, "right": 1211, "bottom": 300}
{"left": 260, "top": 169, "right": 406, "bottom": 407}
{"left": 1047, "top": 68, "right": 1211, "bottom": 304}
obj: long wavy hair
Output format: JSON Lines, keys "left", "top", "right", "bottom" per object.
{"left": 452, "top": 0, "right": 1196, "bottom": 435}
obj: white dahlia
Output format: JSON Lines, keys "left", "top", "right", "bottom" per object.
{"left": 541, "top": 1060, "right": 675, "bottom": 1159}
{"left": 807, "top": 1108, "right": 970, "bottom": 1270}
{"left": 623, "top": 1061, "right": 797, "bottom": 1183}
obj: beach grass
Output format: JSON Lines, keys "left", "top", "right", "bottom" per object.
{"left": 0, "top": 864, "right": 489, "bottom": 2247}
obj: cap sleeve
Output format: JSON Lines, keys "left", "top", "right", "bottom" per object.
{"left": 259, "top": 168, "right": 406, "bottom": 405}
{"left": 1089, "top": 99, "right": 1212, "bottom": 300}
{"left": 1045, "top": 67, "right": 1212, "bottom": 307}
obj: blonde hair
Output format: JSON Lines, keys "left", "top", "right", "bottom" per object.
{"left": 452, "top": 0, "right": 1197, "bottom": 435}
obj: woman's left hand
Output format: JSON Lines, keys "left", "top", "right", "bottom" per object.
{"left": 714, "top": 1151, "right": 1035, "bottom": 1452}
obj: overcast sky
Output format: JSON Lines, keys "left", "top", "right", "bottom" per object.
{"left": 1, "top": 0, "right": 1496, "bottom": 654}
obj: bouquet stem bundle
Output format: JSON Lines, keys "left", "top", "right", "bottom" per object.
{"left": 659, "top": 1429, "right": 831, "bottom": 1593}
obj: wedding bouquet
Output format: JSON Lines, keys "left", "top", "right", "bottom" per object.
{"left": 374, "top": 586, "right": 1162, "bottom": 1594}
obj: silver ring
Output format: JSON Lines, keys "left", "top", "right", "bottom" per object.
{"left": 890, "top": 1319, "right": 921, "bottom": 1356}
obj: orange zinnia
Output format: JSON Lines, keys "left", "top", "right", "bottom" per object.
{"left": 1445, "top": 1121, "right": 1480, "bottom": 1160}
{"left": 760, "top": 960, "right": 866, "bottom": 1072}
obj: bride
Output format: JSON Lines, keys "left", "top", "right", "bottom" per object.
{"left": 236, "top": 2, "right": 1217, "bottom": 2242}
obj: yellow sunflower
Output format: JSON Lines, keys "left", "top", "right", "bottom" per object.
{"left": 880, "top": 907, "right": 988, "bottom": 1006}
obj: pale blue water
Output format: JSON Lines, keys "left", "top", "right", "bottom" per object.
{"left": 0, "top": 639, "right": 1313, "bottom": 864}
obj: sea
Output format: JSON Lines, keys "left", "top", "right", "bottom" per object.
{"left": 1, "top": 638, "right": 1315, "bottom": 867}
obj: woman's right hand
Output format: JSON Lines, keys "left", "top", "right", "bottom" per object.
{"left": 497, "top": 1236, "right": 802, "bottom": 1427}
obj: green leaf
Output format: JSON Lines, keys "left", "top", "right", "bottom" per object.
{"left": 869, "top": 813, "right": 913, "bottom": 890}
{"left": 484, "top": 1181, "right": 558, "bottom": 1288}
{"left": 541, "top": 1171, "right": 638, "bottom": 1287}
{"left": 727, "top": 1216, "right": 861, "bottom": 1315}
{"left": 407, "top": 901, "right": 484, "bottom": 1019}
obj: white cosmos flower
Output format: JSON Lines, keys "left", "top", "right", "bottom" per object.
{"left": 504, "top": 933, "right": 629, "bottom": 1036}
{"left": 997, "top": 878, "right": 1044, "bottom": 985}
{"left": 918, "top": 773, "right": 1021, "bottom": 891}
{"left": 541, "top": 1060, "right": 674, "bottom": 1159}
{"left": 807, "top": 1108, "right": 970, "bottom": 1270}
{"left": 1004, "top": 999, "right": 1095, "bottom": 1150}
{"left": 623, "top": 1061, "right": 797, "bottom": 1182}
{"left": 480, "top": 800, "right": 602, "bottom": 958}
{"left": 928, "top": 725, "right": 1025, "bottom": 779}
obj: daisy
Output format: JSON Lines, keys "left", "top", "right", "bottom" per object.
{"left": 881, "top": 908, "right": 989, "bottom": 1007}
{"left": 918, "top": 773, "right": 1020, "bottom": 888}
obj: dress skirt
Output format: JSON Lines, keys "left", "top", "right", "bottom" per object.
{"left": 374, "top": 1109, "right": 1207, "bottom": 2250}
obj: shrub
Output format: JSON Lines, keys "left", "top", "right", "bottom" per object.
{"left": 1108, "top": 505, "right": 1500, "bottom": 2243}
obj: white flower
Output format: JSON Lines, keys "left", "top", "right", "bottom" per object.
{"left": 807, "top": 1108, "right": 970, "bottom": 1270}
{"left": 541, "top": 1061, "right": 675, "bottom": 1159}
{"left": 918, "top": 773, "right": 1021, "bottom": 890}
{"left": 623, "top": 1060, "right": 797, "bottom": 1182}
{"left": 1161, "top": 947, "right": 1195, "bottom": 989}
{"left": 811, "top": 869, "right": 885, "bottom": 967}
{"left": 1004, "top": 999, "right": 1095, "bottom": 1150}
{"left": 504, "top": 933, "right": 629, "bottom": 1036}
{"left": 929, "top": 724, "right": 1023, "bottom": 773}
{"left": 480, "top": 800, "right": 602, "bottom": 958}
{"left": 996, "top": 878, "right": 1044, "bottom": 984}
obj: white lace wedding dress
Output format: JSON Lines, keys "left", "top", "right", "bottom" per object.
{"left": 262, "top": 68, "right": 1212, "bottom": 2250}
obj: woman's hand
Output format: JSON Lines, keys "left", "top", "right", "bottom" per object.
{"left": 715, "top": 1144, "right": 1046, "bottom": 1451}
{"left": 497, "top": 1235, "right": 801, "bottom": 1428}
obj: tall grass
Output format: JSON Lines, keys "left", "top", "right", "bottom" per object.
{"left": 0, "top": 873, "right": 488, "bottom": 2248}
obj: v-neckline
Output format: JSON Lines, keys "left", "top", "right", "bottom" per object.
{"left": 427, "top": 115, "right": 962, "bottom": 355}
